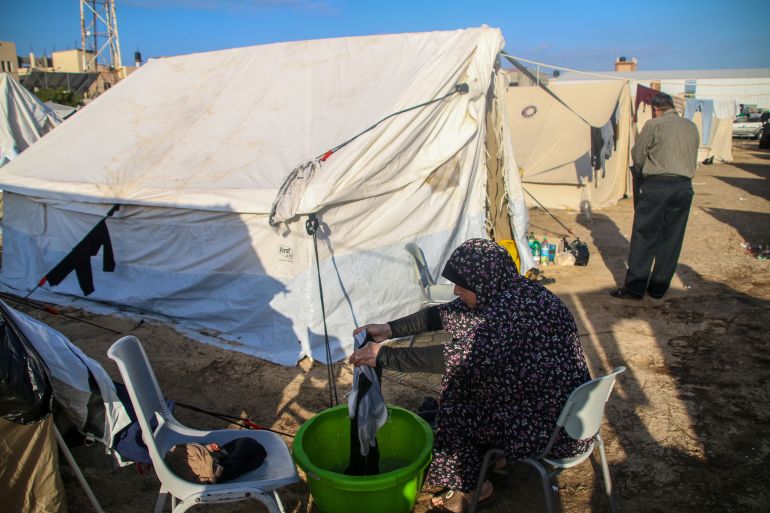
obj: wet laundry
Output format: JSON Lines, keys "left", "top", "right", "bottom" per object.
{"left": 345, "top": 330, "right": 388, "bottom": 476}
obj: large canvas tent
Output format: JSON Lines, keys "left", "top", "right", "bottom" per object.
{"left": 503, "top": 79, "right": 633, "bottom": 211}
{"left": 0, "top": 27, "right": 532, "bottom": 365}
{"left": 0, "top": 73, "right": 61, "bottom": 167}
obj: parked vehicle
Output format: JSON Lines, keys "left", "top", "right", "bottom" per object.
{"left": 732, "top": 120, "right": 764, "bottom": 139}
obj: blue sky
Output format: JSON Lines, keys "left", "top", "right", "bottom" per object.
{"left": 3, "top": 0, "right": 769, "bottom": 71}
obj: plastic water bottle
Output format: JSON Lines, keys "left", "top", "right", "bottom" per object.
{"left": 532, "top": 238, "right": 541, "bottom": 263}
{"left": 548, "top": 244, "right": 557, "bottom": 264}
{"left": 540, "top": 238, "right": 549, "bottom": 265}
{"left": 527, "top": 232, "right": 536, "bottom": 253}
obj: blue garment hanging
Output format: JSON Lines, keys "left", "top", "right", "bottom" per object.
{"left": 684, "top": 99, "right": 715, "bottom": 146}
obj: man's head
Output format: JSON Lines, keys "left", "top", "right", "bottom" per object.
{"left": 651, "top": 93, "right": 675, "bottom": 118}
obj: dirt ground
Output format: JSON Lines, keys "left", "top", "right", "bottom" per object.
{"left": 8, "top": 145, "right": 769, "bottom": 513}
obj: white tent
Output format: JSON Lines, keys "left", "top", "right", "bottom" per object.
{"left": 44, "top": 101, "right": 77, "bottom": 121}
{"left": 0, "top": 299, "right": 131, "bottom": 455}
{"left": 0, "top": 73, "right": 61, "bottom": 167}
{"left": 503, "top": 79, "right": 633, "bottom": 211}
{"left": 0, "top": 27, "right": 531, "bottom": 365}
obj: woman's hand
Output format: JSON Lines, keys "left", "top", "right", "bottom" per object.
{"left": 348, "top": 342, "right": 382, "bottom": 367}
{"left": 353, "top": 323, "right": 392, "bottom": 343}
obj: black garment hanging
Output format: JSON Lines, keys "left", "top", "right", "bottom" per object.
{"left": 590, "top": 126, "right": 604, "bottom": 171}
{"left": 344, "top": 366, "right": 383, "bottom": 476}
{"left": 45, "top": 219, "right": 116, "bottom": 296}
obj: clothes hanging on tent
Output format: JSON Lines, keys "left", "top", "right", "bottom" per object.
{"left": 684, "top": 99, "right": 715, "bottom": 146}
{"left": 634, "top": 84, "right": 659, "bottom": 121}
{"left": 600, "top": 119, "right": 615, "bottom": 177}
{"left": 590, "top": 126, "right": 604, "bottom": 171}
{"left": 590, "top": 120, "right": 614, "bottom": 175}
{"left": 45, "top": 219, "right": 115, "bottom": 296}
{"left": 713, "top": 100, "right": 736, "bottom": 120}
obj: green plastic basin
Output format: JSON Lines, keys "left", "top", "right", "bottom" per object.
{"left": 293, "top": 404, "right": 433, "bottom": 513}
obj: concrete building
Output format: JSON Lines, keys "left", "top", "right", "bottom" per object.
{"left": 556, "top": 67, "right": 770, "bottom": 111}
{"left": 614, "top": 56, "right": 638, "bottom": 72}
{"left": 52, "top": 49, "right": 95, "bottom": 73}
{"left": 0, "top": 41, "right": 19, "bottom": 76}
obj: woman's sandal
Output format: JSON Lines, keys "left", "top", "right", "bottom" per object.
{"left": 430, "top": 480, "right": 493, "bottom": 512}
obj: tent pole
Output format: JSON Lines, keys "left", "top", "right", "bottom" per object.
{"left": 54, "top": 426, "right": 106, "bottom": 513}
{"left": 306, "top": 213, "right": 339, "bottom": 408}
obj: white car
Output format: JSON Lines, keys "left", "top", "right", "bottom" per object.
{"left": 732, "top": 120, "right": 764, "bottom": 139}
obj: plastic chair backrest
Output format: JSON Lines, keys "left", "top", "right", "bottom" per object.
{"left": 556, "top": 366, "right": 626, "bottom": 441}
{"left": 405, "top": 243, "right": 434, "bottom": 290}
{"left": 107, "top": 336, "right": 172, "bottom": 465}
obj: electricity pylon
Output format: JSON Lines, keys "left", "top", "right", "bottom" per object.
{"left": 80, "top": 0, "right": 122, "bottom": 71}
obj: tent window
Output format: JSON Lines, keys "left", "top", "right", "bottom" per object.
{"left": 685, "top": 80, "right": 696, "bottom": 98}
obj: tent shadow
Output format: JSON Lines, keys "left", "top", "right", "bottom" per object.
{"left": 563, "top": 245, "right": 770, "bottom": 513}
{"left": 711, "top": 175, "right": 770, "bottom": 201}
{"left": 699, "top": 207, "right": 770, "bottom": 244}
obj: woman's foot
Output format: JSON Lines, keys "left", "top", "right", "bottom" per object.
{"left": 430, "top": 480, "right": 493, "bottom": 512}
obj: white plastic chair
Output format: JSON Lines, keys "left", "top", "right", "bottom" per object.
{"left": 108, "top": 336, "right": 299, "bottom": 513}
{"left": 469, "top": 366, "right": 626, "bottom": 513}
{"left": 404, "top": 243, "right": 456, "bottom": 307}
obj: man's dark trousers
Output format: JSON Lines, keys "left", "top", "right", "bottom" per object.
{"left": 625, "top": 175, "right": 694, "bottom": 297}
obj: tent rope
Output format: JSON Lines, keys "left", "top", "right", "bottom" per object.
{"left": 503, "top": 54, "right": 595, "bottom": 128}
{"left": 306, "top": 213, "right": 339, "bottom": 408}
{"left": 317, "top": 82, "right": 470, "bottom": 162}
{"left": 523, "top": 187, "right": 579, "bottom": 239}
{"left": 1, "top": 293, "right": 124, "bottom": 335}
{"left": 175, "top": 401, "right": 295, "bottom": 438}
{"left": 269, "top": 83, "right": 469, "bottom": 227}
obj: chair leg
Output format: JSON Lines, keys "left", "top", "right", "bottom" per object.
{"left": 153, "top": 490, "right": 168, "bottom": 513}
{"left": 595, "top": 435, "right": 618, "bottom": 513}
{"left": 273, "top": 489, "right": 287, "bottom": 513}
{"left": 523, "top": 458, "right": 558, "bottom": 513}
{"left": 468, "top": 449, "right": 503, "bottom": 513}
{"left": 53, "top": 426, "right": 106, "bottom": 513}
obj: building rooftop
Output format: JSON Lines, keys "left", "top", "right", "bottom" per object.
{"left": 556, "top": 68, "right": 770, "bottom": 82}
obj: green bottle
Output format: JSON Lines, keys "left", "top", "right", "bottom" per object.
{"left": 532, "top": 237, "right": 541, "bottom": 262}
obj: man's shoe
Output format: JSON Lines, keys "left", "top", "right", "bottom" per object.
{"left": 647, "top": 291, "right": 665, "bottom": 299}
{"left": 609, "top": 288, "right": 643, "bottom": 300}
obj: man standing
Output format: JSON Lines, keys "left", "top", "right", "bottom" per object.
{"left": 611, "top": 93, "right": 699, "bottom": 300}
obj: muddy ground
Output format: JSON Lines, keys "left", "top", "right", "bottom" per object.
{"left": 9, "top": 145, "right": 769, "bottom": 513}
